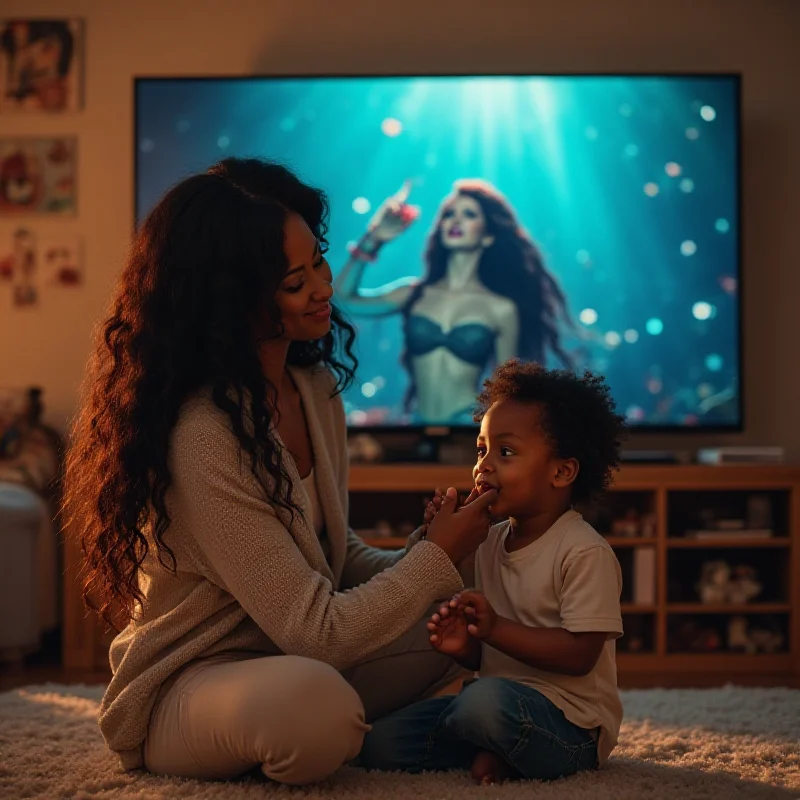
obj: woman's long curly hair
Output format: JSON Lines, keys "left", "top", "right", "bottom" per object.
{"left": 401, "top": 180, "right": 574, "bottom": 412}
{"left": 63, "top": 158, "right": 356, "bottom": 627}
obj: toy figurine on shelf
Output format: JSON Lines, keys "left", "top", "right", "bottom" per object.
{"left": 347, "top": 433, "right": 384, "bottom": 463}
{"left": 727, "top": 615, "right": 784, "bottom": 654}
{"left": 696, "top": 560, "right": 731, "bottom": 604}
{"left": 748, "top": 626, "right": 784, "bottom": 654}
{"left": 611, "top": 508, "right": 640, "bottom": 537}
{"left": 727, "top": 616, "right": 751, "bottom": 652}
{"left": 727, "top": 565, "right": 762, "bottom": 604}
{"left": 696, "top": 560, "right": 763, "bottom": 604}
{"left": 639, "top": 512, "right": 657, "bottom": 538}
{"left": 672, "top": 619, "right": 722, "bottom": 653}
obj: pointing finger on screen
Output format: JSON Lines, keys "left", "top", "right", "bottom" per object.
{"left": 394, "top": 179, "right": 413, "bottom": 205}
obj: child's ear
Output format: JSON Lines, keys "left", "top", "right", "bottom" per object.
{"left": 553, "top": 458, "right": 579, "bottom": 488}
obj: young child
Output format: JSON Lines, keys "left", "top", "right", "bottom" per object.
{"left": 359, "top": 358, "right": 627, "bottom": 784}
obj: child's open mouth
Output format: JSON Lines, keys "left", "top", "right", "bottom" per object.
{"left": 476, "top": 481, "right": 497, "bottom": 495}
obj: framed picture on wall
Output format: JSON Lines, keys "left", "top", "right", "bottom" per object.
{"left": 0, "top": 136, "right": 77, "bottom": 215}
{"left": 0, "top": 19, "right": 83, "bottom": 112}
{"left": 0, "top": 227, "right": 83, "bottom": 309}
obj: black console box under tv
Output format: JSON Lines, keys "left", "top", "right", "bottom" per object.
{"left": 620, "top": 450, "right": 684, "bottom": 464}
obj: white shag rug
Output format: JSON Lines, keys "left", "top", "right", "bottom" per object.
{"left": 1, "top": 684, "right": 798, "bottom": 799}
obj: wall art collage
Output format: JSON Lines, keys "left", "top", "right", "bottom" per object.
{"left": 0, "top": 18, "right": 83, "bottom": 309}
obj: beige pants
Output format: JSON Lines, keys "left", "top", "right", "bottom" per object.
{"left": 143, "top": 615, "right": 463, "bottom": 785}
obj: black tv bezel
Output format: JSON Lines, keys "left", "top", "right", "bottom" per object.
{"left": 133, "top": 71, "right": 744, "bottom": 435}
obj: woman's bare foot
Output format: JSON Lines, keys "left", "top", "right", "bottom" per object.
{"left": 470, "top": 750, "right": 519, "bottom": 784}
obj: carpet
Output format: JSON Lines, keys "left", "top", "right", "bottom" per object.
{"left": 1, "top": 684, "right": 798, "bottom": 799}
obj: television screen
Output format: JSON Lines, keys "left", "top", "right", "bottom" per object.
{"left": 135, "top": 74, "right": 741, "bottom": 430}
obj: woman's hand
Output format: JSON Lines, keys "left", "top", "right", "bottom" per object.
{"left": 424, "top": 486, "right": 497, "bottom": 565}
{"left": 367, "top": 181, "right": 420, "bottom": 243}
{"left": 459, "top": 486, "right": 482, "bottom": 507}
{"left": 427, "top": 599, "right": 472, "bottom": 657}
{"left": 455, "top": 590, "right": 498, "bottom": 640}
{"left": 423, "top": 485, "right": 481, "bottom": 527}
{"left": 420, "top": 485, "right": 483, "bottom": 538}
{"left": 421, "top": 487, "right": 444, "bottom": 534}
{"left": 422, "top": 486, "right": 480, "bottom": 534}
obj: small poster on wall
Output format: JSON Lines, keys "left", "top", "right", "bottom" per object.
{"left": 40, "top": 235, "right": 82, "bottom": 286}
{"left": 0, "top": 19, "right": 83, "bottom": 112}
{"left": 0, "top": 227, "right": 82, "bottom": 308}
{"left": 0, "top": 136, "right": 77, "bottom": 215}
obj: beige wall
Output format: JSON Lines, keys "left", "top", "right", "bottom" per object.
{"left": 1, "top": 0, "right": 798, "bottom": 458}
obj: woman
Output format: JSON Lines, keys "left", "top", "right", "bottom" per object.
{"left": 63, "top": 158, "right": 497, "bottom": 785}
{"left": 335, "top": 180, "right": 574, "bottom": 423}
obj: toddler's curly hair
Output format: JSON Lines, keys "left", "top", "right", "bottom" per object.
{"left": 475, "top": 359, "right": 627, "bottom": 504}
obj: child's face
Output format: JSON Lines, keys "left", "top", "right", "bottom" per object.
{"left": 472, "top": 399, "right": 570, "bottom": 520}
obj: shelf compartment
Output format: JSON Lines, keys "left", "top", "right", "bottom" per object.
{"left": 667, "top": 548, "right": 789, "bottom": 604}
{"left": 667, "top": 488, "right": 790, "bottom": 540}
{"left": 667, "top": 611, "right": 788, "bottom": 656}
{"left": 582, "top": 490, "right": 658, "bottom": 538}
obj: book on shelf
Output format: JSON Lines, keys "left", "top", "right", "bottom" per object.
{"left": 687, "top": 529, "right": 774, "bottom": 540}
{"left": 632, "top": 548, "right": 656, "bottom": 605}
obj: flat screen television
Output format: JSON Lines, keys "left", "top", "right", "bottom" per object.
{"left": 135, "top": 73, "right": 742, "bottom": 431}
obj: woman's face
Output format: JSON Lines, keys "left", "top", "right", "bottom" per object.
{"left": 273, "top": 212, "right": 333, "bottom": 341}
{"left": 439, "top": 194, "right": 491, "bottom": 251}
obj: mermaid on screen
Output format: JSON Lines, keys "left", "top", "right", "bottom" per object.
{"left": 335, "top": 179, "right": 575, "bottom": 423}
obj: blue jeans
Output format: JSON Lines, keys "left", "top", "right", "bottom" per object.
{"left": 359, "top": 677, "right": 598, "bottom": 781}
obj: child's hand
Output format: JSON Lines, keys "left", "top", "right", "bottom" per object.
{"left": 427, "top": 599, "right": 472, "bottom": 657}
{"left": 455, "top": 590, "right": 498, "bottom": 640}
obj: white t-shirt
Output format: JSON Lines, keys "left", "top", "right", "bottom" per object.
{"left": 475, "top": 509, "right": 624, "bottom": 766}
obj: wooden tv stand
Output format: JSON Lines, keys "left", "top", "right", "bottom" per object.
{"left": 62, "top": 463, "right": 800, "bottom": 686}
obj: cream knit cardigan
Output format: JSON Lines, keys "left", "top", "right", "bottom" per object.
{"left": 98, "top": 364, "right": 463, "bottom": 769}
